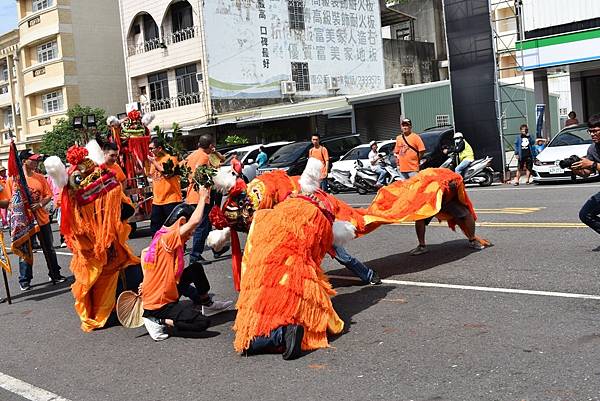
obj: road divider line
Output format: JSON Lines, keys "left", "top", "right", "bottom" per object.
{"left": 0, "top": 372, "right": 71, "bottom": 401}
{"left": 328, "top": 275, "right": 600, "bottom": 300}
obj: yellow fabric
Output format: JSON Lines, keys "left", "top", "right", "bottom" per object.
{"left": 233, "top": 198, "right": 344, "bottom": 353}
{"left": 67, "top": 185, "right": 140, "bottom": 332}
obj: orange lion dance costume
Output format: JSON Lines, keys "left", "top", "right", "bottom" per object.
{"left": 45, "top": 142, "right": 139, "bottom": 332}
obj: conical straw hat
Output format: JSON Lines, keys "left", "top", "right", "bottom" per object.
{"left": 116, "top": 290, "right": 144, "bottom": 328}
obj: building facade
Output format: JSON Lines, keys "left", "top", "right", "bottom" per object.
{"left": 12, "top": 0, "right": 127, "bottom": 154}
{"left": 118, "top": 0, "right": 389, "bottom": 135}
{"left": 0, "top": 30, "right": 21, "bottom": 155}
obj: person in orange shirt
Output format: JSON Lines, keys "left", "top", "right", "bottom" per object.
{"left": 308, "top": 134, "right": 329, "bottom": 192}
{"left": 394, "top": 118, "right": 426, "bottom": 180}
{"left": 10, "top": 150, "right": 65, "bottom": 291}
{"left": 140, "top": 189, "right": 233, "bottom": 341}
{"left": 185, "top": 134, "right": 228, "bottom": 263}
{"left": 148, "top": 138, "right": 183, "bottom": 236}
{"left": 103, "top": 142, "right": 126, "bottom": 188}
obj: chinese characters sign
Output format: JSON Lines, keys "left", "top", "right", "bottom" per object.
{"left": 204, "top": 0, "right": 384, "bottom": 98}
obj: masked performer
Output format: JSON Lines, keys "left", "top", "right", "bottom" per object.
{"left": 45, "top": 142, "right": 139, "bottom": 332}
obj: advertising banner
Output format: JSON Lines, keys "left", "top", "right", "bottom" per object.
{"left": 203, "top": 0, "right": 385, "bottom": 99}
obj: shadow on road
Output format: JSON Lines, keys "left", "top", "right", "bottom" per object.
{"left": 331, "top": 285, "right": 395, "bottom": 336}
{"left": 7, "top": 278, "right": 73, "bottom": 303}
{"left": 328, "top": 239, "right": 476, "bottom": 280}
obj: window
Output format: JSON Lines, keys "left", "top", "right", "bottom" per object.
{"left": 3, "top": 109, "right": 13, "bottom": 129}
{"left": 395, "top": 20, "right": 413, "bottom": 41}
{"left": 176, "top": 64, "right": 200, "bottom": 106}
{"left": 143, "top": 14, "right": 159, "bottom": 41}
{"left": 288, "top": 0, "right": 305, "bottom": 30}
{"left": 32, "top": 0, "right": 52, "bottom": 12}
{"left": 42, "top": 91, "right": 63, "bottom": 113}
{"left": 436, "top": 114, "right": 450, "bottom": 127}
{"left": 0, "top": 86, "right": 8, "bottom": 94}
{"left": 1, "top": 66, "right": 7, "bottom": 81}
{"left": 291, "top": 62, "right": 310, "bottom": 91}
{"left": 172, "top": 2, "right": 193, "bottom": 33}
{"left": 37, "top": 41, "right": 58, "bottom": 63}
{"left": 148, "top": 71, "right": 170, "bottom": 110}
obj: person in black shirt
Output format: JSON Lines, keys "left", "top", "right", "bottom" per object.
{"left": 572, "top": 114, "right": 600, "bottom": 239}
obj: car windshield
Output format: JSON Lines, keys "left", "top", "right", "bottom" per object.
{"left": 267, "top": 142, "right": 309, "bottom": 165}
{"left": 224, "top": 151, "right": 248, "bottom": 165}
{"left": 548, "top": 126, "right": 592, "bottom": 147}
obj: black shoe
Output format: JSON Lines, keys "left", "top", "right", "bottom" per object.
{"left": 49, "top": 275, "right": 67, "bottom": 284}
{"left": 369, "top": 272, "right": 382, "bottom": 285}
{"left": 282, "top": 324, "right": 304, "bottom": 360}
{"left": 212, "top": 245, "right": 230, "bottom": 259}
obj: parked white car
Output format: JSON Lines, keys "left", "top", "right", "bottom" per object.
{"left": 330, "top": 140, "right": 395, "bottom": 180}
{"left": 222, "top": 141, "right": 292, "bottom": 182}
{"left": 532, "top": 124, "right": 596, "bottom": 183}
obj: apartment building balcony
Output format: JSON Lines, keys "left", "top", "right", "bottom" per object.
{"left": 126, "top": 26, "right": 203, "bottom": 79}
{"left": 22, "top": 58, "right": 74, "bottom": 96}
{"left": 18, "top": 5, "right": 64, "bottom": 48}
{"left": 139, "top": 91, "right": 207, "bottom": 130}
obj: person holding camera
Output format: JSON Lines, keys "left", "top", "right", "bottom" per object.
{"left": 368, "top": 141, "right": 387, "bottom": 188}
{"left": 571, "top": 114, "right": 600, "bottom": 238}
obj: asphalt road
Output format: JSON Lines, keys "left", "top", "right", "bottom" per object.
{"left": 1, "top": 181, "right": 600, "bottom": 401}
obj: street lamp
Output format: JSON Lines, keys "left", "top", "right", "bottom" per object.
{"left": 85, "top": 114, "right": 96, "bottom": 128}
{"left": 72, "top": 116, "right": 84, "bottom": 129}
{"left": 71, "top": 114, "right": 97, "bottom": 143}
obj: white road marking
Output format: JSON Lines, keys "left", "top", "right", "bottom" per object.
{"left": 328, "top": 275, "right": 600, "bottom": 300}
{"left": 0, "top": 372, "right": 71, "bottom": 401}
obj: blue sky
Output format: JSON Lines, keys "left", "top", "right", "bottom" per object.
{"left": 0, "top": 0, "right": 17, "bottom": 34}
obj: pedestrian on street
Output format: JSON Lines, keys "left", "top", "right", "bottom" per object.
{"left": 394, "top": 118, "right": 425, "bottom": 180}
{"left": 565, "top": 111, "right": 579, "bottom": 127}
{"left": 256, "top": 146, "right": 268, "bottom": 168}
{"left": 572, "top": 114, "right": 600, "bottom": 243}
{"left": 308, "top": 133, "right": 330, "bottom": 192}
{"left": 513, "top": 124, "right": 536, "bottom": 185}
{"left": 185, "top": 134, "right": 229, "bottom": 264}
{"left": 148, "top": 138, "right": 183, "bottom": 236}
{"left": 10, "top": 150, "right": 65, "bottom": 290}
{"left": 368, "top": 141, "right": 387, "bottom": 187}
{"left": 140, "top": 197, "right": 233, "bottom": 341}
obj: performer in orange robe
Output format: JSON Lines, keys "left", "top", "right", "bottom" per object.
{"left": 45, "top": 144, "right": 139, "bottom": 332}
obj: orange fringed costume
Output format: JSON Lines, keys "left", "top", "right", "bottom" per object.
{"left": 61, "top": 147, "right": 140, "bottom": 332}
{"left": 233, "top": 194, "right": 344, "bottom": 353}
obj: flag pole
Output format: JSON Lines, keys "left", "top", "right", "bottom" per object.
{"left": 1, "top": 269, "right": 10, "bottom": 304}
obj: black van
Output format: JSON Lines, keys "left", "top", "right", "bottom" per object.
{"left": 258, "top": 134, "right": 362, "bottom": 177}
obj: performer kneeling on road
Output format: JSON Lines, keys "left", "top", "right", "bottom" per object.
{"left": 139, "top": 187, "right": 233, "bottom": 341}
{"left": 572, "top": 113, "right": 600, "bottom": 241}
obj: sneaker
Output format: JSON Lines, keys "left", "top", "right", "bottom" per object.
{"left": 282, "top": 325, "right": 304, "bottom": 360}
{"left": 19, "top": 283, "right": 31, "bottom": 291}
{"left": 369, "top": 272, "right": 382, "bottom": 285}
{"left": 142, "top": 317, "right": 169, "bottom": 341}
{"left": 212, "top": 245, "right": 230, "bottom": 259}
{"left": 49, "top": 275, "right": 68, "bottom": 284}
{"left": 202, "top": 299, "right": 233, "bottom": 317}
{"left": 409, "top": 245, "right": 428, "bottom": 256}
{"left": 60, "top": 242, "right": 67, "bottom": 248}
{"left": 469, "top": 239, "right": 486, "bottom": 250}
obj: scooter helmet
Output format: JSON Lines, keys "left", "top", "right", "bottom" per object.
{"left": 163, "top": 203, "right": 195, "bottom": 227}
{"left": 453, "top": 132, "right": 464, "bottom": 139}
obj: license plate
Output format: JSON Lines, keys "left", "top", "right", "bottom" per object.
{"left": 549, "top": 166, "right": 564, "bottom": 174}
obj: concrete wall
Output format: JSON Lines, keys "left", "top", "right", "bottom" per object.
{"left": 383, "top": 39, "right": 437, "bottom": 88}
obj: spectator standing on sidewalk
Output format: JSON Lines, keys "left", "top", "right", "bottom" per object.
{"left": 308, "top": 134, "right": 330, "bottom": 192}
{"left": 513, "top": 124, "right": 536, "bottom": 185}
{"left": 394, "top": 118, "right": 425, "bottom": 180}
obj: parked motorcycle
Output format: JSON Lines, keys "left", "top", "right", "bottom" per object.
{"left": 354, "top": 154, "right": 401, "bottom": 194}
{"left": 440, "top": 152, "right": 495, "bottom": 186}
{"left": 328, "top": 168, "right": 355, "bottom": 194}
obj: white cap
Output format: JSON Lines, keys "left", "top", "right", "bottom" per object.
{"left": 454, "top": 132, "right": 464, "bottom": 139}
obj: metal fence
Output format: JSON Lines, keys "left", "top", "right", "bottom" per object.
{"left": 140, "top": 91, "right": 203, "bottom": 113}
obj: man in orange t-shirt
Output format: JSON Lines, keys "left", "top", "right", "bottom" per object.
{"left": 148, "top": 138, "right": 183, "bottom": 236}
{"left": 394, "top": 118, "right": 426, "bottom": 180}
{"left": 140, "top": 190, "right": 233, "bottom": 341}
{"left": 103, "top": 142, "right": 126, "bottom": 187}
{"left": 308, "top": 134, "right": 330, "bottom": 192}
{"left": 9, "top": 150, "right": 65, "bottom": 291}
{"left": 185, "top": 134, "right": 229, "bottom": 263}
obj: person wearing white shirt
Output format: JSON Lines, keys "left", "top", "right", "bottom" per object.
{"left": 368, "top": 141, "right": 387, "bottom": 187}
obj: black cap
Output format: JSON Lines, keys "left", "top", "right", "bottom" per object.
{"left": 18, "top": 149, "right": 42, "bottom": 162}
{"left": 401, "top": 118, "right": 412, "bottom": 126}
{"left": 163, "top": 203, "right": 195, "bottom": 227}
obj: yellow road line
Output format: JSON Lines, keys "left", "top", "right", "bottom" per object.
{"left": 475, "top": 207, "right": 545, "bottom": 215}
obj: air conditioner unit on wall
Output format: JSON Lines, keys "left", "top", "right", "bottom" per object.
{"left": 280, "top": 80, "right": 297, "bottom": 95}
{"left": 326, "top": 76, "right": 340, "bottom": 91}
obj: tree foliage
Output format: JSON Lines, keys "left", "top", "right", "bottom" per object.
{"left": 153, "top": 122, "right": 185, "bottom": 157}
{"left": 224, "top": 134, "right": 250, "bottom": 146}
{"left": 39, "top": 104, "right": 108, "bottom": 161}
